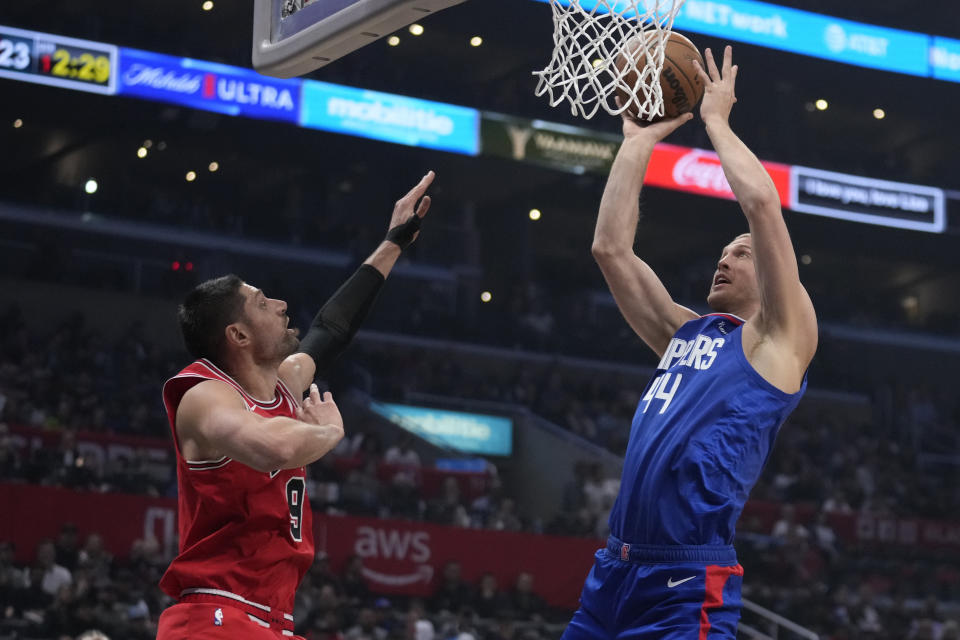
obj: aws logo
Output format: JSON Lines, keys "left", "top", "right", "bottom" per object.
{"left": 353, "top": 526, "right": 434, "bottom": 587}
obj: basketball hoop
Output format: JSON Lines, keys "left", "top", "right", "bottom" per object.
{"left": 534, "top": 0, "right": 687, "bottom": 120}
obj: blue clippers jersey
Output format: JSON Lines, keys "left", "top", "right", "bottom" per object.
{"left": 608, "top": 314, "right": 806, "bottom": 547}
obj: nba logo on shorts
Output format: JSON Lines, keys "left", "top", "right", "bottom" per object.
{"left": 214, "top": 608, "right": 223, "bottom": 626}
{"left": 620, "top": 544, "right": 630, "bottom": 561}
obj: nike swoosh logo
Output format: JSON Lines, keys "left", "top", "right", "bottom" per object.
{"left": 667, "top": 575, "right": 697, "bottom": 588}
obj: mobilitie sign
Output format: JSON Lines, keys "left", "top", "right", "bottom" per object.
{"left": 370, "top": 402, "right": 513, "bottom": 456}
{"left": 300, "top": 80, "right": 479, "bottom": 155}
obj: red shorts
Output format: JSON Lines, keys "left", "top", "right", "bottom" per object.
{"left": 157, "top": 603, "right": 305, "bottom": 640}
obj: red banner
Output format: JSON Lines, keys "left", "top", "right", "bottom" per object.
{"left": 312, "top": 514, "right": 597, "bottom": 608}
{"left": 0, "top": 484, "right": 598, "bottom": 609}
{"left": 7, "top": 424, "right": 172, "bottom": 468}
{"left": 646, "top": 143, "right": 793, "bottom": 208}
{"left": 4, "top": 487, "right": 958, "bottom": 612}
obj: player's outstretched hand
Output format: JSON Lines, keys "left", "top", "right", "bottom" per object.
{"left": 298, "top": 383, "right": 343, "bottom": 430}
{"left": 694, "top": 45, "right": 738, "bottom": 126}
{"left": 616, "top": 96, "right": 693, "bottom": 143}
{"left": 385, "top": 171, "right": 435, "bottom": 250}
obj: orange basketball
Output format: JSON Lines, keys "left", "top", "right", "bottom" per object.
{"left": 615, "top": 31, "right": 705, "bottom": 122}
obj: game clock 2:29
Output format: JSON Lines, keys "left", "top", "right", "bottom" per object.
{"left": 0, "top": 26, "right": 117, "bottom": 94}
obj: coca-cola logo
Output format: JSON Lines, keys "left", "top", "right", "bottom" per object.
{"left": 671, "top": 151, "right": 732, "bottom": 195}
{"left": 122, "top": 63, "right": 202, "bottom": 94}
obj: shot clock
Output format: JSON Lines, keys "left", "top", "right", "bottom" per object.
{"left": 0, "top": 25, "right": 117, "bottom": 94}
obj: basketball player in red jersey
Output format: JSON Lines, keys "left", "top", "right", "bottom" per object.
{"left": 155, "top": 172, "right": 436, "bottom": 639}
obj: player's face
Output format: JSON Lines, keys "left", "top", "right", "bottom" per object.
{"left": 706, "top": 234, "right": 760, "bottom": 314}
{"left": 238, "top": 283, "right": 299, "bottom": 363}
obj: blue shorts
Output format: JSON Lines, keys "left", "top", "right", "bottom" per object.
{"left": 562, "top": 539, "right": 744, "bottom": 640}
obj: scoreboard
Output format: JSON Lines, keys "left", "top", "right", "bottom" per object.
{"left": 0, "top": 25, "right": 117, "bottom": 94}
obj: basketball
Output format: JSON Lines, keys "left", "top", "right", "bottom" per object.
{"left": 615, "top": 32, "right": 706, "bottom": 122}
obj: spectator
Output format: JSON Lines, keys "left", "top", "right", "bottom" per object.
{"left": 470, "top": 572, "right": 509, "bottom": 619}
{"left": 406, "top": 599, "right": 435, "bottom": 640}
{"left": 34, "top": 539, "right": 72, "bottom": 598}
{"left": 55, "top": 523, "right": 80, "bottom": 572}
{"left": 425, "top": 478, "right": 467, "bottom": 527}
{"left": 78, "top": 533, "right": 112, "bottom": 582}
{"left": 508, "top": 573, "right": 545, "bottom": 620}
{"left": 342, "top": 555, "right": 371, "bottom": 606}
{"left": 488, "top": 498, "right": 522, "bottom": 532}
{"left": 770, "top": 505, "right": 809, "bottom": 541}
{"left": 345, "top": 606, "right": 388, "bottom": 640}
{"left": 430, "top": 561, "right": 473, "bottom": 613}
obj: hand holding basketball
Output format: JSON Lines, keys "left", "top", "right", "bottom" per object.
{"left": 298, "top": 384, "right": 343, "bottom": 430}
{"left": 619, "top": 99, "right": 693, "bottom": 143}
{"left": 694, "top": 45, "right": 738, "bottom": 125}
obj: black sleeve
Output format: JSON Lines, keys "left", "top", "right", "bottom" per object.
{"left": 297, "top": 264, "right": 385, "bottom": 375}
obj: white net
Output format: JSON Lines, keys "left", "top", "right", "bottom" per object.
{"left": 533, "top": 0, "right": 687, "bottom": 120}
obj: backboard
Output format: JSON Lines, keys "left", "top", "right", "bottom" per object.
{"left": 253, "top": 0, "right": 468, "bottom": 78}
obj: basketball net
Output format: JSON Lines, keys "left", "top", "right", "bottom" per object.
{"left": 534, "top": 0, "right": 687, "bottom": 120}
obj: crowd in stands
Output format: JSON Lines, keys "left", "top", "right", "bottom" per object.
{"left": 0, "top": 528, "right": 565, "bottom": 640}
{"left": 2, "top": 304, "right": 960, "bottom": 639}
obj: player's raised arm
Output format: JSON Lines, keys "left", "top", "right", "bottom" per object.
{"left": 176, "top": 380, "right": 344, "bottom": 472}
{"left": 695, "top": 46, "right": 817, "bottom": 375}
{"left": 592, "top": 111, "right": 698, "bottom": 358}
{"left": 279, "top": 171, "right": 435, "bottom": 394}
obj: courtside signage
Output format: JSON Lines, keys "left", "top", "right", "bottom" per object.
{"left": 930, "top": 37, "right": 960, "bottom": 83}
{"left": 790, "top": 166, "right": 946, "bottom": 233}
{"left": 673, "top": 0, "right": 929, "bottom": 76}
{"left": 532, "top": 1, "right": 949, "bottom": 80}
{"left": 300, "top": 80, "right": 479, "bottom": 155}
{"left": 370, "top": 402, "right": 512, "bottom": 456}
{"left": 117, "top": 48, "right": 301, "bottom": 123}
{"left": 480, "top": 112, "right": 621, "bottom": 175}
{"left": 645, "top": 143, "right": 792, "bottom": 208}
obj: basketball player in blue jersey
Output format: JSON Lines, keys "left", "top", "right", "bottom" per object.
{"left": 564, "top": 46, "right": 818, "bottom": 640}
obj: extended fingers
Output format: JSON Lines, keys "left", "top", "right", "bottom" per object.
{"left": 721, "top": 45, "right": 734, "bottom": 78}
{"left": 402, "top": 171, "right": 436, "bottom": 204}
{"left": 691, "top": 59, "right": 711, "bottom": 86}
{"left": 704, "top": 47, "right": 721, "bottom": 82}
{"left": 415, "top": 195, "right": 432, "bottom": 218}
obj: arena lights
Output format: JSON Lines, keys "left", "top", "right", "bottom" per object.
{"left": 529, "top": 208, "right": 542, "bottom": 221}
{"left": 387, "top": 35, "right": 401, "bottom": 47}
{"left": 172, "top": 260, "right": 196, "bottom": 272}
{"left": 143, "top": 139, "right": 153, "bottom": 149}
{"left": 801, "top": 254, "right": 812, "bottom": 265}
{"left": 208, "top": 161, "right": 219, "bottom": 172}
{"left": 815, "top": 99, "right": 829, "bottom": 111}
{"left": 84, "top": 179, "right": 98, "bottom": 194}
{"left": 136, "top": 146, "right": 148, "bottom": 158}
{"left": 201, "top": 1, "right": 214, "bottom": 11}
{"left": 873, "top": 108, "right": 886, "bottom": 120}
{"left": 12, "top": 118, "right": 23, "bottom": 128}
{"left": 480, "top": 291, "right": 493, "bottom": 303}
{"left": 470, "top": 36, "right": 483, "bottom": 47}
{"left": 408, "top": 24, "right": 424, "bottom": 36}
{"left": 592, "top": 59, "right": 603, "bottom": 69}
{"left": 185, "top": 171, "right": 197, "bottom": 182}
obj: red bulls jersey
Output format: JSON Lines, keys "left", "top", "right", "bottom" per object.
{"left": 160, "top": 358, "right": 313, "bottom": 621}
